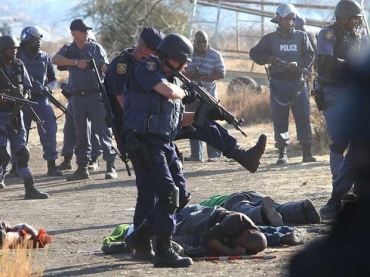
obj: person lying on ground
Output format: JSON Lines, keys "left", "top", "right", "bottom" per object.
{"left": 0, "top": 221, "right": 53, "bottom": 249}
{"left": 199, "top": 191, "right": 321, "bottom": 226}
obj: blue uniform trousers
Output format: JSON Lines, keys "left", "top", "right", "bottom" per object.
{"left": 131, "top": 135, "right": 190, "bottom": 236}
{"left": 61, "top": 98, "right": 102, "bottom": 159}
{"left": 23, "top": 95, "right": 58, "bottom": 161}
{"left": 323, "top": 86, "right": 351, "bottom": 178}
{"left": 332, "top": 141, "right": 370, "bottom": 197}
{"left": 0, "top": 112, "right": 32, "bottom": 178}
{"left": 71, "top": 93, "right": 115, "bottom": 164}
{"left": 132, "top": 119, "right": 238, "bottom": 228}
{"left": 269, "top": 78, "right": 313, "bottom": 149}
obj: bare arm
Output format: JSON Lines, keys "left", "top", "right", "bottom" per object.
{"left": 182, "top": 112, "right": 195, "bottom": 126}
{"left": 206, "top": 239, "right": 246, "bottom": 256}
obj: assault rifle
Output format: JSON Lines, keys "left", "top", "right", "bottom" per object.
{"left": 90, "top": 59, "right": 131, "bottom": 176}
{"left": 275, "top": 57, "right": 317, "bottom": 79}
{"left": 0, "top": 68, "right": 46, "bottom": 133}
{"left": 166, "top": 62, "right": 248, "bottom": 137}
{"left": 0, "top": 93, "right": 38, "bottom": 106}
{"left": 32, "top": 79, "right": 72, "bottom": 119}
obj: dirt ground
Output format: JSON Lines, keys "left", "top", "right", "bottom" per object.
{"left": 0, "top": 116, "right": 333, "bottom": 277}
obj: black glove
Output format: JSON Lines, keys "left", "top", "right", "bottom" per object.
{"left": 207, "top": 107, "right": 225, "bottom": 121}
{"left": 182, "top": 83, "right": 199, "bottom": 104}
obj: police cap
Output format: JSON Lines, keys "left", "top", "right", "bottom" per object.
{"left": 140, "top": 27, "right": 165, "bottom": 51}
{"left": 70, "top": 19, "right": 92, "bottom": 32}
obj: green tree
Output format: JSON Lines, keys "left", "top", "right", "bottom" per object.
{"left": 70, "top": 0, "right": 191, "bottom": 59}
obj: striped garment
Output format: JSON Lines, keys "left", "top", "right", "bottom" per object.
{"left": 187, "top": 46, "right": 226, "bottom": 99}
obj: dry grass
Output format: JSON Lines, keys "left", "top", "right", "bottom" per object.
{"left": 219, "top": 86, "right": 271, "bottom": 125}
{"left": 311, "top": 108, "right": 331, "bottom": 154}
{"left": 0, "top": 245, "right": 47, "bottom": 277}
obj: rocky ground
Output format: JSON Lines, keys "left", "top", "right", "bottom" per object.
{"left": 0, "top": 118, "right": 334, "bottom": 277}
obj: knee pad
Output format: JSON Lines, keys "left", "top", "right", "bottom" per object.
{"left": 15, "top": 146, "right": 30, "bottom": 167}
{"left": 166, "top": 186, "right": 179, "bottom": 213}
{"left": 0, "top": 147, "right": 10, "bottom": 164}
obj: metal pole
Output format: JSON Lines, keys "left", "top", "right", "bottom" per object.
{"left": 189, "top": 0, "right": 198, "bottom": 39}
{"left": 213, "top": 0, "right": 222, "bottom": 48}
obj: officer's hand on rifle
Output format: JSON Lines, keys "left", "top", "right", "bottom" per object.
{"left": 182, "top": 83, "right": 199, "bottom": 104}
{"left": 0, "top": 94, "right": 6, "bottom": 104}
{"left": 268, "top": 55, "right": 279, "bottom": 65}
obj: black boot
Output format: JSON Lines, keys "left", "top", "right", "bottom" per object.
{"left": 47, "top": 160, "right": 63, "bottom": 176}
{"left": 302, "top": 143, "right": 317, "bottom": 162}
{"left": 228, "top": 134, "right": 267, "bottom": 173}
{"left": 320, "top": 193, "right": 342, "bottom": 219}
{"left": 66, "top": 163, "right": 90, "bottom": 181}
{"left": 24, "top": 177, "right": 49, "bottom": 200}
{"left": 153, "top": 236, "right": 193, "bottom": 268}
{"left": 6, "top": 164, "right": 20, "bottom": 178}
{"left": 276, "top": 147, "right": 288, "bottom": 165}
{"left": 105, "top": 160, "right": 117, "bottom": 179}
{"left": 124, "top": 220, "right": 155, "bottom": 261}
{"left": 59, "top": 155, "right": 72, "bottom": 170}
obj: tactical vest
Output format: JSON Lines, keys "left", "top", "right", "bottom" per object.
{"left": 268, "top": 30, "right": 305, "bottom": 78}
{"left": 64, "top": 41, "right": 101, "bottom": 92}
{"left": 317, "top": 24, "right": 361, "bottom": 82}
{"left": 0, "top": 58, "right": 24, "bottom": 113}
{"left": 122, "top": 59, "right": 183, "bottom": 140}
{"left": 18, "top": 49, "right": 47, "bottom": 94}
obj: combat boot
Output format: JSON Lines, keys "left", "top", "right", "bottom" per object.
{"left": 6, "top": 164, "right": 20, "bottom": 178}
{"left": 228, "top": 134, "right": 267, "bottom": 173}
{"left": 88, "top": 157, "right": 99, "bottom": 171}
{"left": 0, "top": 175, "right": 5, "bottom": 189}
{"left": 153, "top": 236, "right": 193, "bottom": 268}
{"left": 47, "top": 160, "right": 63, "bottom": 176}
{"left": 302, "top": 143, "right": 317, "bottom": 162}
{"left": 105, "top": 160, "right": 117, "bottom": 179}
{"left": 24, "top": 177, "right": 49, "bottom": 200}
{"left": 66, "top": 164, "right": 90, "bottom": 181}
{"left": 59, "top": 155, "right": 72, "bottom": 170}
{"left": 124, "top": 220, "right": 155, "bottom": 261}
{"left": 276, "top": 147, "right": 288, "bottom": 165}
{"left": 320, "top": 193, "right": 342, "bottom": 219}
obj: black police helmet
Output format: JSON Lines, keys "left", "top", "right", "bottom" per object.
{"left": 157, "top": 33, "right": 193, "bottom": 65}
{"left": 334, "top": 0, "right": 363, "bottom": 18}
{"left": 0, "top": 35, "right": 19, "bottom": 53}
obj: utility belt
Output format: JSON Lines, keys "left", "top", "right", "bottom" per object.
{"left": 71, "top": 88, "right": 99, "bottom": 96}
{"left": 271, "top": 72, "right": 302, "bottom": 81}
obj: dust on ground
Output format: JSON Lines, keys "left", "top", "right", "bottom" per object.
{"left": 0, "top": 119, "right": 333, "bottom": 277}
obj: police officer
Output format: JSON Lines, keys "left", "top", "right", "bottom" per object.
{"left": 16, "top": 25, "right": 63, "bottom": 177}
{"left": 52, "top": 19, "right": 117, "bottom": 181}
{"left": 250, "top": 3, "right": 316, "bottom": 165}
{"left": 317, "top": 0, "right": 366, "bottom": 218}
{"left": 104, "top": 27, "right": 267, "bottom": 233}
{"left": 58, "top": 82, "right": 105, "bottom": 172}
{"left": 122, "top": 33, "right": 199, "bottom": 268}
{"left": 0, "top": 35, "right": 48, "bottom": 199}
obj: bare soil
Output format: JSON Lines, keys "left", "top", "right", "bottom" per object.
{"left": 0, "top": 119, "right": 333, "bottom": 277}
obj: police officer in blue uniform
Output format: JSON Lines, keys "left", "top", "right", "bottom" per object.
{"left": 0, "top": 35, "right": 48, "bottom": 199}
{"left": 52, "top": 19, "right": 117, "bottom": 181}
{"left": 250, "top": 3, "right": 316, "bottom": 165}
{"left": 105, "top": 27, "right": 267, "bottom": 234}
{"left": 122, "top": 33, "right": 199, "bottom": 268}
{"left": 58, "top": 82, "right": 104, "bottom": 172}
{"left": 17, "top": 25, "right": 62, "bottom": 177}
{"left": 317, "top": 0, "right": 367, "bottom": 218}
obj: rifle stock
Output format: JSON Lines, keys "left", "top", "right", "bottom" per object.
{"left": 166, "top": 62, "right": 248, "bottom": 137}
{"left": 90, "top": 59, "right": 131, "bottom": 176}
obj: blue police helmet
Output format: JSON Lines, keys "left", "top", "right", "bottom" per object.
{"left": 20, "top": 26, "right": 43, "bottom": 43}
{"left": 157, "top": 33, "right": 193, "bottom": 65}
{"left": 271, "top": 3, "right": 298, "bottom": 23}
{"left": 0, "top": 35, "right": 19, "bottom": 52}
